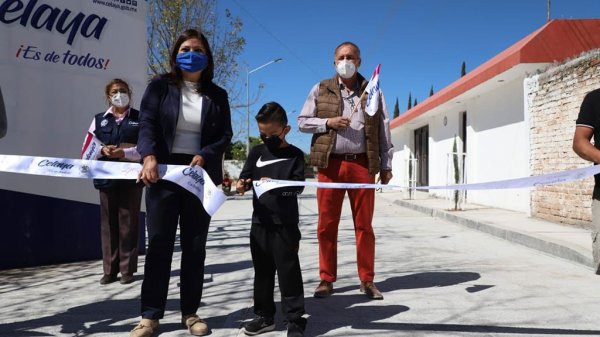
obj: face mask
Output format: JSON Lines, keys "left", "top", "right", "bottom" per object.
{"left": 111, "top": 92, "right": 129, "bottom": 108}
{"left": 176, "top": 51, "right": 208, "bottom": 73}
{"left": 261, "top": 134, "right": 283, "bottom": 151}
{"left": 336, "top": 59, "right": 356, "bottom": 79}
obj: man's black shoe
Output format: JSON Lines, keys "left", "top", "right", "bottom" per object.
{"left": 313, "top": 280, "right": 333, "bottom": 298}
{"left": 242, "top": 316, "right": 275, "bottom": 336}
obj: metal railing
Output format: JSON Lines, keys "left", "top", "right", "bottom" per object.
{"left": 405, "top": 157, "right": 417, "bottom": 199}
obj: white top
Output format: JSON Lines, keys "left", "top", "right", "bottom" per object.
{"left": 172, "top": 81, "right": 203, "bottom": 154}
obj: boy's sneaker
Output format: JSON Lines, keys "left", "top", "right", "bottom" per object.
{"left": 242, "top": 316, "right": 275, "bottom": 336}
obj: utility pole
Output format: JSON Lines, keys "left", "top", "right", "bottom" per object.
{"left": 245, "top": 58, "right": 283, "bottom": 157}
{"left": 547, "top": 0, "right": 551, "bottom": 22}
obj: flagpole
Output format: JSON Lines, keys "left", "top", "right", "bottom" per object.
{"left": 353, "top": 90, "right": 368, "bottom": 113}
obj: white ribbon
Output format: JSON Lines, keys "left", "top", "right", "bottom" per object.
{"left": 0, "top": 154, "right": 226, "bottom": 216}
{"left": 253, "top": 165, "right": 600, "bottom": 198}
{"left": 3, "top": 154, "right": 599, "bottom": 213}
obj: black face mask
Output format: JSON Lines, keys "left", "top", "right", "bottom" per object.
{"left": 261, "top": 134, "right": 283, "bottom": 152}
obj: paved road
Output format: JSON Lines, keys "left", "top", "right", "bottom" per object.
{"left": 1, "top": 189, "right": 600, "bottom": 336}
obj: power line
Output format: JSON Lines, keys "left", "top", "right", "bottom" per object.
{"left": 232, "top": 0, "right": 319, "bottom": 77}
{"left": 371, "top": 1, "right": 403, "bottom": 57}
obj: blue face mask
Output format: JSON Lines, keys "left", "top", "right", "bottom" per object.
{"left": 176, "top": 51, "right": 208, "bottom": 73}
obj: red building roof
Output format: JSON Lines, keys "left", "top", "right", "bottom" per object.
{"left": 391, "top": 19, "right": 600, "bottom": 129}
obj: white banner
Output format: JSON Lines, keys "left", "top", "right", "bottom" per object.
{"left": 0, "top": 154, "right": 226, "bottom": 216}
{"left": 253, "top": 164, "right": 600, "bottom": 198}
{"left": 0, "top": 0, "right": 147, "bottom": 205}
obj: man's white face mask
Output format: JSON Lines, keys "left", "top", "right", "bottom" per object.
{"left": 336, "top": 59, "right": 356, "bottom": 79}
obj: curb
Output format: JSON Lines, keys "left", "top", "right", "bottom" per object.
{"left": 393, "top": 199, "right": 594, "bottom": 269}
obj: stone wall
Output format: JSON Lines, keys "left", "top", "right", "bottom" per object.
{"left": 528, "top": 49, "right": 600, "bottom": 227}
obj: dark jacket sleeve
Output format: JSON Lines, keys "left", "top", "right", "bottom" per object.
{"left": 198, "top": 84, "right": 233, "bottom": 185}
{"left": 137, "top": 78, "right": 167, "bottom": 160}
{"left": 198, "top": 85, "right": 233, "bottom": 166}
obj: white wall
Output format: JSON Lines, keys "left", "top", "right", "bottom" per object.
{"left": 390, "top": 125, "right": 412, "bottom": 186}
{"left": 465, "top": 78, "right": 530, "bottom": 212}
{"left": 391, "top": 76, "right": 531, "bottom": 212}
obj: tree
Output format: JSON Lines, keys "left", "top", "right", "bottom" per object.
{"left": 249, "top": 136, "right": 262, "bottom": 150}
{"left": 414, "top": 98, "right": 418, "bottom": 107}
{"left": 393, "top": 97, "right": 400, "bottom": 118}
{"left": 429, "top": 85, "right": 434, "bottom": 97}
{"left": 407, "top": 92, "right": 412, "bottom": 110}
{"left": 147, "top": 0, "right": 245, "bottom": 95}
{"left": 461, "top": 61, "right": 466, "bottom": 77}
{"left": 224, "top": 140, "right": 246, "bottom": 160}
{"left": 452, "top": 135, "right": 460, "bottom": 210}
{"left": 408, "top": 152, "right": 414, "bottom": 199}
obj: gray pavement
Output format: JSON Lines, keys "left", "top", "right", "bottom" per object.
{"left": 1, "top": 186, "right": 600, "bottom": 337}
{"left": 394, "top": 191, "right": 594, "bottom": 268}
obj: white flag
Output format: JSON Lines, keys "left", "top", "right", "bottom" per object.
{"left": 364, "top": 64, "right": 381, "bottom": 116}
{"left": 81, "top": 132, "right": 104, "bottom": 160}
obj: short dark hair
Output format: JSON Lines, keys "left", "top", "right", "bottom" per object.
{"left": 334, "top": 41, "right": 361, "bottom": 58}
{"left": 163, "top": 28, "right": 215, "bottom": 88}
{"left": 255, "top": 101, "right": 288, "bottom": 126}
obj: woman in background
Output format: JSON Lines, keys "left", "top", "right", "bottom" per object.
{"left": 84, "top": 78, "right": 143, "bottom": 285}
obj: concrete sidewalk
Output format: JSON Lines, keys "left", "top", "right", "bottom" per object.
{"left": 386, "top": 190, "right": 594, "bottom": 269}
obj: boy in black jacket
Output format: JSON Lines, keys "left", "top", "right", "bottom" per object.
{"left": 237, "top": 102, "right": 306, "bottom": 337}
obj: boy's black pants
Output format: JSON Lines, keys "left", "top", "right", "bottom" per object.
{"left": 250, "top": 222, "right": 306, "bottom": 325}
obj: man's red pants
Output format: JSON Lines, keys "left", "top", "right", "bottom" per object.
{"left": 317, "top": 157, "right": 375, "bottom": 283}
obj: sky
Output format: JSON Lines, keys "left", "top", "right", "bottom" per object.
{"left": 217, "top": 0, "right": 600, "bottom": 153}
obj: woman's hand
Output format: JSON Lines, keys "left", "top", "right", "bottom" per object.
{"left": 101, "top": 145, "right": 125, "bottom": 159}
{"left": 138, "top": 155, "right": 159, "bottom": 186}
{"left": 190, "top": 155, "right": 205, "bottom": 167}
{"left": 101, "top": 145, "right": 114, "bottom": 157}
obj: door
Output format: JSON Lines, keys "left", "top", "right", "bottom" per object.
{"left": 414, "top": 125, "right": 429, "bottom": 188}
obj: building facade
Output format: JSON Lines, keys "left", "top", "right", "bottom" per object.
{"left": 390, "top": 19, "right": 600, "bottom": 224}
{"left": 529, "top": 50, "right": 600, "bottom": 226}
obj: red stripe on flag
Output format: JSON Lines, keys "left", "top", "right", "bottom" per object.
{"left": 81, "top": 132, "right": 93, "bottom": 159}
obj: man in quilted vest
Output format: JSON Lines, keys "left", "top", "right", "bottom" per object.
{"left": 298, "top": 41, "right": 394, "bottom": 300}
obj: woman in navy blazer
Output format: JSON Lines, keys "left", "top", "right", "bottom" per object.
{"left": 132, "top": 29, "right": 232, "bottom": 337}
